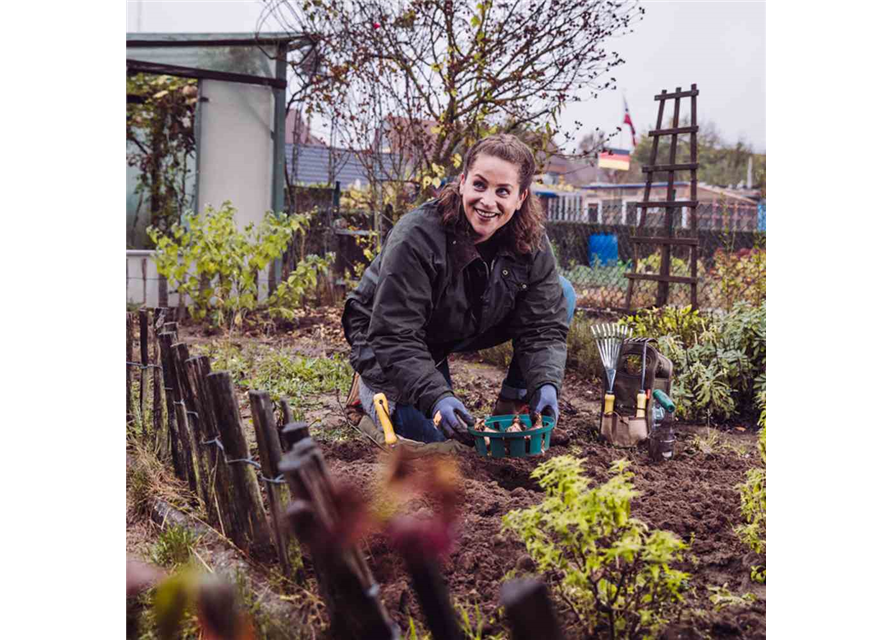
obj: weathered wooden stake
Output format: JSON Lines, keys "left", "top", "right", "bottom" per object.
{"left": 249, "top": 391, "right": 292, "bottom": 577}
{"left": 280, "top": 438, "right": 396, "bottom": 639}
{"left": 400, "top": 544, "right": 461, "bottom": 640}
{"left": 126, "top": 313, "right": 134, "bottom": 425}
{"left": 174, "top": 342, "right": 211, "bottom": 512}
{"left": 158, "top": 332, "right": 186, "bottom": 482}
{"left": 151, "top": 309, "right": 166, "bottom": 455}
{"left": 279, "top": 399, "right": 294, "bottom": 425}
{"left": 186, "top": 355, "right": 237, "bottom": 537}
{"left": 163, "top": 321, "right": 178, "bottom": 341}
{"left": 206, "top": 371, "right": 273, "bottom": 555}
{"left": 499, "top": 579, "right": 566, "bottom": 640}
{"left": 284, "top": 499, "right": 397, "bottom": 640}
{"left": 279, "top": 399, "right": 294, "bottom": 453}
{"left": 139, "top": 308, "right": 149, "bottom": 436}
{"left": 162, "top": 335, "right": 198, "bottom": 496}
{"left": 282, "top": 422, "right": 311, "bottom": 448}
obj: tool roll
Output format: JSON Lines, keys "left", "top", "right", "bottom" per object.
{"left": 600, "top": 338, "right": 673, "bottom": 447}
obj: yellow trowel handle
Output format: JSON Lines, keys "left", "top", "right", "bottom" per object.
{"left": 372, "top": 393, "right": 398, "bottom": 446}
{"left": 636, "top": 392, "right": 647, "bottom": 418}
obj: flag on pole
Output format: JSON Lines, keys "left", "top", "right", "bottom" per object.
{"left": 598, "top": 148, "right": 631, "bottom": 171}
{"left": 623, "top": 96, "right": 637, "bottom": 147}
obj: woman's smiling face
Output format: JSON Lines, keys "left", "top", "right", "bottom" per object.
{"left": 459, "top": 154, "right": 528, "bottom": 244}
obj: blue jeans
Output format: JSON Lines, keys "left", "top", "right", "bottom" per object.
{"left": 388, "top": 276, "right": 576, "bottom": 443}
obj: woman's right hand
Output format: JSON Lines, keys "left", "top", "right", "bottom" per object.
{"left": 432, "top": 395, "right": 475, "bottom": 440}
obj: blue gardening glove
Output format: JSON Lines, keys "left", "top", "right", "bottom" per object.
{"left": 529, "top": 384, "right": 559, "bottom": 424}
{"left": 432, "top": 395, "right": 474, "bottom": 441}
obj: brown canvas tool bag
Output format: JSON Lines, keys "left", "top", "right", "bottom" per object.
{"left": 600, "top": 338, "right": 673, "bottom": 447}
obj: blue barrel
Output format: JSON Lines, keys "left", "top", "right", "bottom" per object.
{"left": 589, "top": 233, "right": 619, "bottom": 266}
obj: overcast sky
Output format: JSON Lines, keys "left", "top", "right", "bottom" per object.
{"left": 126, "top": 1, "right": 766, "bottom": 153}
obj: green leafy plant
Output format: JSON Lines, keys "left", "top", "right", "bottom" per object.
{"left": 620, "top": 305, "right": 709, "bottom": 348}
{"left": 148, "top": 201, "right": 299, "bottom": 328}
{"left": 706, "top": 584, "right": 756, "bottom": 611}
{"left": 405, "top": 617, "right": 432, "bottom": 640}
{"left": 735, "top": 423, "right": 766, "bottom": 583}
{"left": 503, "top": 456, "right": 689, "bottom": 639}
{"left": 622, "top": 301, "right": 765, "bottom": 423}
{"left": 268, "top": 252, "right": 336, "bottom": 321}
{"left": 244, "top": 349, "right": 354, "bottom": 401}
{"left": 566, "top": 311, "right": 607, "bottom": 380}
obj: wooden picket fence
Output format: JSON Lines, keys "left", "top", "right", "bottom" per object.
{"left": 126, "top": 309, "right": 566, "bottom": 640}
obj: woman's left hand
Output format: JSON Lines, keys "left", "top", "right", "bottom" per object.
{"left": 529, "top": 384, "right": 559, "bottom": 424}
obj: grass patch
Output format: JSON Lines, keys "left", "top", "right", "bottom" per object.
{"left": 193, "top": 339, "right": 258, "bottom": 381}
{"left": 196, "top": 339, "right": 352, "bottom": 406}
{"left": 151, "top": 525, "right": 201, "bottom": 569}
{"left": 684, "top": 428, "right": 747, "bottom": 458}
{"left": 232, "top": 567, "right": 324, "bottom": 639}
{"left": 127, "top": 433, "right": 191, "bottom": 519}
{"left": 567, "top": 312, "right": 606, "bottom": 381}
{"left": 245, "top": 350, "right": 353, "bottom": 401}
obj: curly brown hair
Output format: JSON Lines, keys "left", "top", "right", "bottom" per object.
{"left": 436, "top": 133, "right": 545, "bottom": 255}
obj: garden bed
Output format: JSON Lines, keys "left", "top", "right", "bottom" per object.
{"left": 127, "top": 307, "right": 765, "bottom": 639}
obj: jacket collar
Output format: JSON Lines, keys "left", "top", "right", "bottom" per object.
{"left": 446, "top": 226, "right": 534, "bottom": 271}
{"left": 446, "top": 229, "right": 480, "bottom": 272}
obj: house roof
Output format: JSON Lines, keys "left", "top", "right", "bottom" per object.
{"left": 539, "top": 154, "right": 603, "bottom": 187}
{"left": 285, "top": 144, "right": 405, "bottom": 187}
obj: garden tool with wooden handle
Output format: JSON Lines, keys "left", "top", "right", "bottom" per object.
{"left": 591, "top": 324, "right": 629, "bottom": 415}
{"left": 636, "top": 339, "right": 648, "bottom": 418}
{"left": 372, "top": 393, "right": 398, "bottom": 446}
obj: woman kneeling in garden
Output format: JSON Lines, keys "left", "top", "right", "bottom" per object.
{"left": 342, "top": 133, "right": 575, "bottom": 444}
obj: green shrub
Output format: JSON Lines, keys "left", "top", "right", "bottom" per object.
{"left": 712, "top": 248, "right": 766, "bottom": 311}
{"left": 478, "top": 341, "right": 514, "bottom": 370}
{"left": 268, "top": 252, "right": 335, "bottom": 321}
{"left": 619, "top": 305, "right": 709, "bottom": 349}
{"left": 149, "top": 201, "right": 331, "bottom": 329}
{"left": 621, "top": 301, "right": 765, "bottom": 423}
{"left": 566, "top": 311, "right": 606, "bottom": 380}
{"left": 503, "top": 456, "right": 689, "bottom": 639}
{"left": 736, "top": 422, "right": 766, "bottom": 583}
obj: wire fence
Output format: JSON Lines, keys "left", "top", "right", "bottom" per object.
{"left": 127, "top": 201, "right": 765, "bottom": 313}
{"left": 545, "top": 203, "right": 766, "bottom": 311}
{"left": 314, "top": 202, "right": 766, "bottom": 313}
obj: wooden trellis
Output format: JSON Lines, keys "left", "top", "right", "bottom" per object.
{"left": 624, "top": 84, "right": 700, "bottom": 310}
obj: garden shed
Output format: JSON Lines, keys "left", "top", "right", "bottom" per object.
{"left": 126, "top": 32, "right": 310, "bottom": 307}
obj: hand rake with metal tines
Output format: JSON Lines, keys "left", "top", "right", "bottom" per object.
{"left": 590, "top": 324, "right": 631, "bottom": 411}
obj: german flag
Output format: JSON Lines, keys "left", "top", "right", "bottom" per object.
{"left": 598, "top": 148, "right": 631, "bottom": 171}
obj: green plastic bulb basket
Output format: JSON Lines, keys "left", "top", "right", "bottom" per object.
{"left": 467, "top": 414, "right": 555, "bottom": 459}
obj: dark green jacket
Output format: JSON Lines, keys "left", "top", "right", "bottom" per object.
{"left": 341, "top": 202, "right": 568, "bottom": 416}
